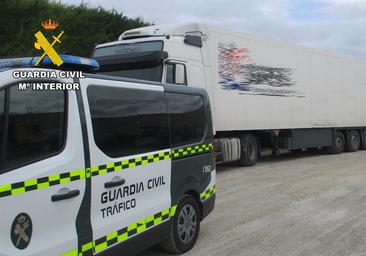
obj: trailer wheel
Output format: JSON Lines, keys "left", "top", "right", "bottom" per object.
{"left": 327, "top": 132, "right": 345, "bottom": 154}
{"left": 346, "top": 130, "right": 360, "bottom": 152}
{"left": 239, "top": 134, "right": 259, "bottom": 167}
{"left": 162, "top": 195, "right": 201, "bottom": 254}
{"left": 361, "top": 131, "right": 366, "bottom": 150}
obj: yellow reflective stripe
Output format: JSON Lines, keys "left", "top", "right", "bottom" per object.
{"left": 24, "top": 179, "right": 37, "bottom": 187}
{"left": 91, "top": 150, "right": 171, "bottom": 177}
{"left": 170, "top": 205, "right": 178, "bottom": 217}
{"left": 171, "top": 143, "right": 213, "bottom": 159}
{"left": 81, "top": 241, "right": 93, "bottom": 253}
{"left": 12, "top": 187, "right": 26, "bottom": 196}
{"left": 0, "top": 143, "right": 210, "bottom": 199}
{"left": 0, "top": 184, "right": 11, "bottom": 193}
{"left": 93, "top": 242, "right": 107, "bottom": 254}
{"left": 0, "top": 170, "right": 86, "bottom": 199}
{"left": 200, "top": 185, "right": 216, "bottom": 201}
{"left": 80, "top": 206, "right": 176, "bottom": 255}
{"left": 60, "top": 248, "right": 78, "bottom": 256}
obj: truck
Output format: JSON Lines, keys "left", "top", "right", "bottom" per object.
{"left": 92, "top": 22, "right": 366, "bottom": 166}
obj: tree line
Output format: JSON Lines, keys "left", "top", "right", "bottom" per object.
{"left": 0, "top": 0, "right": 148, "bottom": 57}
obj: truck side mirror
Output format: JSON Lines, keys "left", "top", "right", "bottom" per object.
{"left": 184, "top": 35, "right": 203, "bottom": 48}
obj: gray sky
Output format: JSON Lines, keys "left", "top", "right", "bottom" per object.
{"left": 60, "top": 0, "right": 366, "bottom": 60}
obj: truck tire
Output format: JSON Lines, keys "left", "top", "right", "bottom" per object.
{"left": 346, "top": 130, "right": 360, "bottom": 152}
{"left": 361, "top": 131, "right": 366, "bottom": 150}
{"left": 327, "top": 132, "right": 345, "bottom": 154}
{"left": 239, "top": 134, "right": 259, "bottom": 167}
{"left": 162, "top": 195, "right": 201, "bottom": 254}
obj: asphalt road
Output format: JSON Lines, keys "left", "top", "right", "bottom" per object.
{"left": 140, "top": 150, "right": 366, "bottom": 256}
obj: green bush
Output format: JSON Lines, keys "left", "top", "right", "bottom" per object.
{"left": 0, "top": 0, "right": 148, "bottom": 57}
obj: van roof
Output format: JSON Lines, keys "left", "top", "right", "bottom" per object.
{"left": 0, "top": 68, "right": 207, "bottom": 97}
{"left": 0, "top": 55, "right": 100, "bottom": 72}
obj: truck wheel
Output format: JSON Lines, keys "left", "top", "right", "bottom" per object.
{"left": 327, "top": 132, "right": 345, "bottom": 154}
{"left": 239, "top": 134, "right": 259, "bottom": 167}
{"left": 162, "top": 195, "right": 201, "bottom": 254}
{"left": 361, "top": 131, "right": 366, "bottom": 150}
{"left": 346, "top": 130, "right": 360, "bottom": 152}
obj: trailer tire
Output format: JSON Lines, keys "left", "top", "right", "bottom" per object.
{"left": 239, "top": 134, "right": 259, "bottom": 167}
{"left": 360, "top": 131, "right": 366, "bottom": 150}
{"left": 327, "top": 132, "right": 345, "bottom": 154}
{"left": 346, "top": 130, "right": 360, "bottom": 152}
{"left": 162, "top": 195, "right": 201, "bottom": 254}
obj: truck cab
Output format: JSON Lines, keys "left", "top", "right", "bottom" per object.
{"left": 92, "top": 23, "right": 209, "bottom": 91}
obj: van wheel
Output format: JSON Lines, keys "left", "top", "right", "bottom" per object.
{"left": 327, "top": 132, "right": 345, "bottom": 154}
{"left": 239, "top": 134, "right": 259, "bottom": 167}
{"left": 346, "top": 130, "right": 360, "bottom": 152}
{"left": 162, "top": 195, "right": 201, "bottom": 254}
{"left": 361, "top": 131, "right": 366, "bottom": 150}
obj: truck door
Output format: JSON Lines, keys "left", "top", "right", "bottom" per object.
{"left": 81, "top": 79, "right": 172, "bottom": 254}
{"left": 164, "top": 61, "right": 187, "bottom": 85}
{"left": 0, "top": 78, "right": 86, "bottom": 256}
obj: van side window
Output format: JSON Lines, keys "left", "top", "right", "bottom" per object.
{"left": 1, "top": 86, "right": 66, "bottom": 172}
{"left": 88, "top": 86, "right": 170, "bottom": 158}
{"left": 165, "top": 93, "right": 206, "bottom": 147}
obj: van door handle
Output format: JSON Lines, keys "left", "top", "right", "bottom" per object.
{"left": 51, "top": 189, "right": 80, "bottom": 202}
{"left": 105, "top": 178, "right": 125, "bottom": 189}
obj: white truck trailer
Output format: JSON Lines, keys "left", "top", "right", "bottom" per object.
{"left": 92, "top": 23, "right": 366, "bottom": 166}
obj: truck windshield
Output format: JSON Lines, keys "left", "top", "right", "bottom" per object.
{"left": 93, "top": 41, "right": 163, "bottom": 58}
{"left": 99, "top": 64, "right": 163, "bottom": 82}
{"left": 93, "top": 41, "right": 164, "bottom": 82}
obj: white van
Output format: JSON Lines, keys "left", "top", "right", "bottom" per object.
{"left": 0, "top": 65, "right": 215, "bottom": 256}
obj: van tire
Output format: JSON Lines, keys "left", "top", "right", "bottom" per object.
{"left": 346, "top": 130, "right": 360, "bottom": 152}
{"left": 239, "top": 134, "right": 259, "bottom": 167}
{"left": 327, "top": 132, "right": 345, "bottom": 154}
{"left": 162, "top": 195, "right": 201, "bottom": 254}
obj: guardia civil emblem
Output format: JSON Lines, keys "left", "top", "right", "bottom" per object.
{"left": 11, "top": 213, "right": 33, "bottom": 250}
